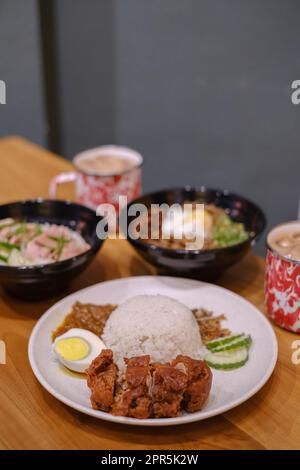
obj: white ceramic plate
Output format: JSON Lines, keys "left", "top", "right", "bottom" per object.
{"left": 28, "top": 276, "right": 278, "bottom": 426}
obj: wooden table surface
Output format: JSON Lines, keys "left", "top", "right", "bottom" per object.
{"left": 0, "top": 136, "right": 298, "bottom": 450}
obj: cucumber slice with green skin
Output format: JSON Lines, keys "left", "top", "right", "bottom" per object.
{"left": 209, "top": 335, "right": 252, "bottom": 353}
{"left": 205, "top": 334, "right": 244, "bottom": 351}
{"left": 204, "top": 347, "right": 249, "bottom": 370}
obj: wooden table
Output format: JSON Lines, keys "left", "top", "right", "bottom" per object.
{"left": 0, "top": 136, "right": 298, "bottom": 450}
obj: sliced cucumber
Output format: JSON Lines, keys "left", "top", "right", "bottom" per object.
{"left": 209, "top": 334, "right": 251, "bottom": 353}
{"left": 205, "top": 334, "right": 244, "bottom": 351}
{"left": 205, "top": 347, "right": 248, "bottom": 370}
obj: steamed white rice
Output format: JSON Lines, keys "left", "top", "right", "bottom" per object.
{"left": 102, "top": 294, "right": 203, "bottom": 369}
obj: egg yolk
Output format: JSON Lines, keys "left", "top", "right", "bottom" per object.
{"left": 55, "top": 337, "right": 90, "bottom": 361}
{"left": 183, "top": 208, "right": 212, "bottom": 230}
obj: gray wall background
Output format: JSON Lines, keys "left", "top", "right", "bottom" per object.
{"left": 0, "top": 0, "right": 46, "bottom": 145}
{"left": 1, "top": 0, "right": 300, "bottom": 254}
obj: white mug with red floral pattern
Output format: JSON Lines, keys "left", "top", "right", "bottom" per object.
{"left": 265, "top": 221, "right": 300, "bottom": 332}
{"left": 49, "top": 146, "right": 143, "bottom": 211}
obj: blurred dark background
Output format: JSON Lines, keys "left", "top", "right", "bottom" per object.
{"left": 0, "top": 0, "right": 299, "bottom": 254}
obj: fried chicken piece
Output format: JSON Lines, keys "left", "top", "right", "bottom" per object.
{"left": 112, "top": 355, "right": 151, "bottom": 419}
{"left": 151, "top": 363, "right": 188, "bottom": 418}
{"left": 86, "top": 349, "right": 118, "bottom": 412}
{"left": 172, "top": 355, "right": 212, "bottom": 412}
{"left": 87, "top": 352, "right": 212, "bottom": 419}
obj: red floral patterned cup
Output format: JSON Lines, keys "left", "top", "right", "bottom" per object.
{"left": 265, "top": 221, "right": 300, "bottom": 332}
{"left": 49, "top": 146, "right": 143, "bottom": 211}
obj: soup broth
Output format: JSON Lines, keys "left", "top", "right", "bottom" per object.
{"left": 268, "top": 221, "right": 300, "bottom": 262}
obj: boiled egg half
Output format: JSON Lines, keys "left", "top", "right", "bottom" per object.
{"left": 162, "top": 207, "right": 213, "bottom": 241}
{"left": 52, "top": 328, "right": 106, "bottom": 373}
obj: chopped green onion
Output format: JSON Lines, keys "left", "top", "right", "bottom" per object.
{"left": 14, "top": 221, "right": 27, "bottom": 235}
{"left": 34, "top": 223, "right": 42, "bottom": 237}
{"left": 47, "top": 235, "right": 70, "bottom": 260}
{"left": 0, "top": 241, "right": 20, "bottom": 251}
{"left": 213, "top": 214, "right": 249, "bottom": 247}
{"left": 28, "top": 223, "right": 42, "bottom": 241}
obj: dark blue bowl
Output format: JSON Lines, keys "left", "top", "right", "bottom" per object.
{"left": 0, "top": 199, "right": 103, "bottom": 299}
{"left": 126, "top": 186, "right": 266, "bottom": 279}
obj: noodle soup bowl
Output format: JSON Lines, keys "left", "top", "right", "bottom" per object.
{"left": 126, "top": 187, "right": 266, "bottom": 279}
{"left": 0, "top": 199, "right": 103, "bottom": 299}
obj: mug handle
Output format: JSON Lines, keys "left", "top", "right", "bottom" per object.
{"left": 49, "top": 172, "right": 77, "bottom": 198}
